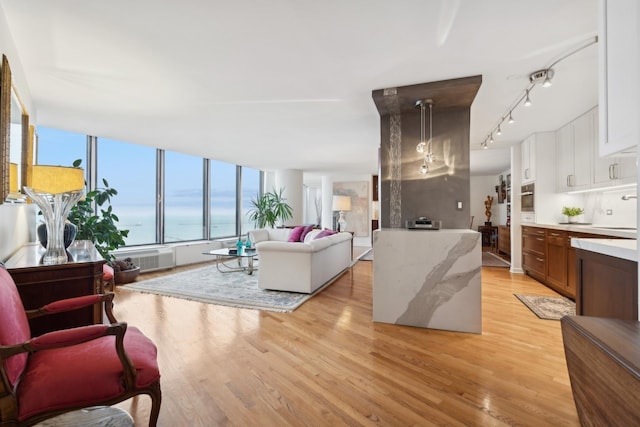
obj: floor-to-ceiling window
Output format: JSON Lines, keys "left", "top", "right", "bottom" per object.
{"left": 36, "top": 127, "right": 86, "bottom": 169}
{"left": 210, "top": 160, "right": 237, "bottom": 238}
{"left": 241, "top": 166, "right": 261, "bottom": 234}
{"left": 164, "top": 150, "right": 204, "bottom": 242}
{"left": 97, "top": 138, "right": 157, "bottom": 245}
{"left": 36, "top": 127, "right": 262, "bottom": 246}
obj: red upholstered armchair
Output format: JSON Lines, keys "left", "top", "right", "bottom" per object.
{"left": 0, "top": 267, "right": 161, "bottom": 426}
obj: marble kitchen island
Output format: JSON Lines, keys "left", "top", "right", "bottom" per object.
{"left": 373, "top": 229, "right": 482, "bottom": 334}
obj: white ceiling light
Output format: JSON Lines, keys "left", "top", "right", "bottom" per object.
{"left": 524, "top": 89, "right": 532, "bottom": 107}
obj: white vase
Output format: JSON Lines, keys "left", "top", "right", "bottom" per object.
{"left": 568, "top": 216, "right": 578, "bottom": 223}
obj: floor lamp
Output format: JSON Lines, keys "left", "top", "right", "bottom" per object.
{"left": 332, "top": 195, "right": 351, "bottom": 232}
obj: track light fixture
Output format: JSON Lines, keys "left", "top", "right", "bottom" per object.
{"left": 524, "top": 89, "right": 532, "bottom": 107}
{"left": 478, "top": 36, "right": 597, "bottom": 149}
{"left": 416, "top": 99, "right": 435, "bottom": 175}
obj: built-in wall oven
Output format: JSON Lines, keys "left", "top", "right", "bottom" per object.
{"left": 521, "top": 183, "right": 535, "bottom": 212}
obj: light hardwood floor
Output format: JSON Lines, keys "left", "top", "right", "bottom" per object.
{"left": 113, "top": 260, "right": 579, "bottom": 426}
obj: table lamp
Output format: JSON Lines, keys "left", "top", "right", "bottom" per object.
{"left": 23, "top": 165, "right": 85, "bottom": 265}
{"left": 332, "top": 195, "right": 351, "bottom": 232}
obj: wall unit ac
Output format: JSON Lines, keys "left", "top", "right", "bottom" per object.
{"left": 114, "top": 247, "right": 175, "bottom": 272}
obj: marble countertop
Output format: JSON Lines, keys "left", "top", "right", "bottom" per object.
{"left": 571, "top": 238, "right": 638, "bottom": 262}
{"left": 523, "top": 223, "right": 637, "bottom": 239}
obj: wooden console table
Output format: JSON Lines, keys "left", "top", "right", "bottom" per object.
{"left": 5, "top": 241, "right": 105, "bottom": 336}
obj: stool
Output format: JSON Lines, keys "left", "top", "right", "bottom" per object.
{"left": 102, "top": 264, "right": 115, "bottom": 292}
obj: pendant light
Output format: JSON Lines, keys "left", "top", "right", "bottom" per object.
{"left": 416, "top": 99, "right": 435, "bottom": 175}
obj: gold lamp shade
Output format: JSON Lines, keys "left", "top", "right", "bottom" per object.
{"left": 31, "top": 165, "right": 85, "bottom": 194}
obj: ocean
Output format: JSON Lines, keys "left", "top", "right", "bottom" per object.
{"left": 116, "top": 206, "right": 254, "bottom": 245}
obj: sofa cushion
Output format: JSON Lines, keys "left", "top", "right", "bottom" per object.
{"left": 287, "top": 226, "right": 305, "bottom": 242}
{"left": 299, "top": 225, "right": 314, "bottom": 242}
{"left": 314, "top": 229, "right": 336, "bottom": 240}
{"left": 303, "top": 229, "right": 322, "bottom": 243}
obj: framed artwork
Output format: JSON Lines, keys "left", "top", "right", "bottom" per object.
{"left": 496, "top": 175, "right": 506, "bottom": 204}
{"left": 332, "top": 181, "right": 369, "bottom": 237}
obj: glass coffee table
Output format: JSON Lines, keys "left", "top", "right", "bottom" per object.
{"left": 203, "top": 248, "right": 258, "bottom": 275}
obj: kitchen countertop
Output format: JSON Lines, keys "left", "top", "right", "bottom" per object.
{"left": 570, "top": 238, "right": 637, "bottom": 262}
{"left": 522, "top": 223, "right": 637, "bottom": 239}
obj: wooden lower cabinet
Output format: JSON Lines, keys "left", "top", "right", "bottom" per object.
{"left": 575, "top": 248, "right": 638, "bottom": 320}
{"left": 522, "top": 226, "right": 546, "bottom": 283}
{"left": 521, "top": 226, "right": 629, "bottom": 300}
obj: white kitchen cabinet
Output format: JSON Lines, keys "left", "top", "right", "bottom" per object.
{"left": 556, "top": 111, "right": 591, "bottom": 193}
{"left": 592, "top": 106, "right": 637, "bottom": 187}
{"left": 521, "top": 135, "right": 536, "bottom": 184}
{"left": 598, "top": 0, "right": 639, "bottom": 156}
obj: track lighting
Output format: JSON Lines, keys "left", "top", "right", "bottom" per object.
{"left": 478, "top": 37, "right": 596, "bottom": 149}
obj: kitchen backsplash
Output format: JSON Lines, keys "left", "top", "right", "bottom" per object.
{"left": 582, "top": 188, "right": 637, "bottom": 227}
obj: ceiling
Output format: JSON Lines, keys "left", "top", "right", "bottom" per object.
{"left": 0, "top": 0, "right": 598, "bottom": 178}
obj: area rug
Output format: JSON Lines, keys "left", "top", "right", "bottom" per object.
{"left": 482, "top": 251, "right": 510, "bottom": 268}
{"left": 121, "top": 263, "right": 336, "bottom": 312}
{"left": 514, "top": 294, "right": 576, "bottom": 320}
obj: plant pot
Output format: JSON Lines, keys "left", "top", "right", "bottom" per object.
{"left": 568, "top": 216, "right": 578, "bottom": 223}
{"left": 37, "top": 222, "right": 78, "bottom": 249}
{"left": 114, "top": 266, "right": 140, "bottom": 285}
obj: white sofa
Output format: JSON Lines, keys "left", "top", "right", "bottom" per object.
{"left": 248, "top": 228, "right": 353, "bottom": 293}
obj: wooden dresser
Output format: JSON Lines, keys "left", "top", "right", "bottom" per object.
{"left": 4, "top": 240, "right": 105, "bottom": 336}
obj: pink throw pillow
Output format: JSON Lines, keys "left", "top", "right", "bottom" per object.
{"left": 287, "top": 226, "right": 305, "bottom": 242}
{"left": 299, "top": 225, "right": 315, "bottom": 242}
{"left": 314, "top": 229, "right": 336, "bottom": 240}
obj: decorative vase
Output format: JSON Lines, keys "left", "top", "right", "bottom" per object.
{"left": 245, "top": 235, "right": 252, "bottom": 249}
{"left": 235, "top": 237, "right": 244, "bottom": 255}
{"left": 568, "top": 216, "right": 578, "bottom": 223}
{"left": 37, "top": 222, "right": 78, "bottom": 249}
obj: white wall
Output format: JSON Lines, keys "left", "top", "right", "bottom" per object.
{"left": 0, "top": 3, "right": 34, "bottom": 262}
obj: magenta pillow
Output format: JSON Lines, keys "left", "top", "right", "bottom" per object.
{"left": 287, "top": 226, "right": 305, "bottom": 242}
{"left": 314, "top": 229, "right": 336, "bottom": 240}
{"left": 299, "top": 225, "right": 315, "bottom": 242}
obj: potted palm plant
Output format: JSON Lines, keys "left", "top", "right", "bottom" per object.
{"left": 247, "top": 187, "right": 293, "bottom": 228}
{"left": 65, "top": 160, "right": 138, "bottom": 284}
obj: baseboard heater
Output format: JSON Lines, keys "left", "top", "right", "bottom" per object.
{"left": 113, "top": 247, "right": 175, "bottom": 272}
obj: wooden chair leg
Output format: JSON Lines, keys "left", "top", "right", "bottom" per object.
{"left": 147, "top": 381, "right": 162, "bottom": 427}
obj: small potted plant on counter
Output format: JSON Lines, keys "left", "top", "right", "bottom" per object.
{"left": 562, "top": 206, "right": 584, "bottom": 224}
